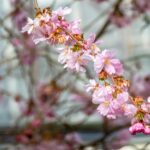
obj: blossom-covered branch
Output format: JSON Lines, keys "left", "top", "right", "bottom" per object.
{"left": 22, "top": 1, "right": 150, "bottom": 135}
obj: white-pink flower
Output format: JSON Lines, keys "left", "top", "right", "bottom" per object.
{"left": 86, "top": 79, "right": 99, "bottom": 92}
{"left": 141, "top": 103, "right": 150, "bottom": 112}
{"left": 96, "top": 94, "right": 119, "bottom": 119}
{"left": 53, "top": 7, "right": 72, "bottom": 17}
{"left": 92, "top": 85, "right": 114, "bottom": 104}
{"left": 32, "top": 25, "right": 55, "bottom": 44}
{"left": 97, "top": 98, "right": 114, "bottom": 117}
{"left": 58, "top": 47, "right": 72, "bottom": 64}
{"left": 96, "top": 92, "right": 130, "bottom": 119}
{"left": 22, "top": 18, "right": 38, "bottom": 34}
{"left": 68, "top": 19, "right": 81, "bottom": 35}
{"left": 113, "top": 92, "right": 129, "bottom": 111}
{"left": 144, "top": 126, "right": 150, "bottom": 135}
{"left": 124, "top": 104, "right": 137, "bottom": 117}
{"left": 94, "top": 49, "right": 123, "bottom": 75}
{"left": 64, "top": 52, "right": 87, "bottom": 72}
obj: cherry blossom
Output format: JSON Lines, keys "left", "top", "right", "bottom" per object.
{"left": 22, "top": 5, "right": 150, "bottom": 135}
{"left": 94, "top": 49, "right": 123, "bottom": 76}
{"left": 129, "top": 122, "right": 150, "bottom": 135}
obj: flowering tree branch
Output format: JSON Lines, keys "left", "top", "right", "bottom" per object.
{"left": 21, "top": 0, "right": 150, "bottom": 137}
{"left": 0, "top": 0, "right": 150, "bottom": 149}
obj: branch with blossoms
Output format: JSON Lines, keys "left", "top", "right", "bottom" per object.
{"left": 0, "top": 0, "right": 150, "bottom": 149}
{"left": 22, "top": 0, "right": 150, "bottom": 136}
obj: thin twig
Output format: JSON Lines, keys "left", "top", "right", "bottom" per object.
{"left": 95, "top": 0, "right": 122, "bottom": 40}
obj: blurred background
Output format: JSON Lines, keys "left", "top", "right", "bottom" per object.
{"left": 0, "top": 0, "right": 150, "bottom": 149}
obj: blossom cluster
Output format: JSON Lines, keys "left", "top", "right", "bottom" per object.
{"left": 22, "top": 6, "right": 150, "bottom": 135}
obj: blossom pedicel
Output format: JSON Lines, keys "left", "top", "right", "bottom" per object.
{"left": 22, "top": 5, "right": 150, "bottom": 135}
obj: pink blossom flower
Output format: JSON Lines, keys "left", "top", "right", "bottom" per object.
{"left": 86, "top": 80, "right": 114, "bottom": 105}
{"left": 97, "top": 96, "right": 116, "bottom": 118}
{"left": 58, "top": 47, "right": 72, "bottom": 64}
{"left": 129, "top": 122, "right": 145, "bottom": 135}
{"left": 95, "top": 90, "right": 137, "bottom": 119}
{"left": 83, "top": 34, "right": 101, "bottom": 49}
{"left": 96, "top": 91, "right": 132, "bottom": 119}
{"left": 22, "top": 18, "right": 37, "bottom": 34}
{"left": 112, "top": 92, "right": 129, "bottom": 113}
{"left": 87, "top": 81, "right": 134, "bottom": 119}
{"left": 22, "top": 11, "right": 52, "bottom": 36}
{"left": 32, "top": 25, "right": 55, "bottom": 44}
{"left": 124, "top": 104, "right": 137, "bottom": 117}
{"left": 129, "top": 122, "right": 150, "bottom": 135}
{"left": 92, "top": 85, "right": 114, "bottom": 104}
{"left": 94, "top": 49, "right": 123, "bottom": 75}
{"left": 141, "top": 103, "right": 150, "bottom": 112}
{"left": 83, "top": 34, "right": 101, "bottom": 60}
{"left": 86, "top": 79, "right": 99, "bottom": 92}
{"left": 144, "top": 126, "right": 150, "bottom": 135}
{"left": 53, "top": 7, "right": 72, "bottom": 17}
{"left": 67, "top": 19, "right": 81, "bottom": 35}
{"left": 64, "top": 51, "right": 87, "bottom": 72}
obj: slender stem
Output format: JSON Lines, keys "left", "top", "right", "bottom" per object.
{"left": 61, "top": 27, "right": 86, "bottom": 49}
{"left": 95, "top": 19, "right": 110, "bottom": 40}
{"left": 63, "top": 29, "right": 80, "bottom": 44}
{"left": 34, "top": 0, "right": 39, "bottom": 10}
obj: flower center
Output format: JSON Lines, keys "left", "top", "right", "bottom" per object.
{"left": 103, "top": 101, "right": 110, "bottom": 107}
{"left": 104, "top": 58, "right": 110, "bottom": 65}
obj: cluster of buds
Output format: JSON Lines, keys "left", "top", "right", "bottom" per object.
{"left": 22, "top": 5, "right": 150, "bottom": 135}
